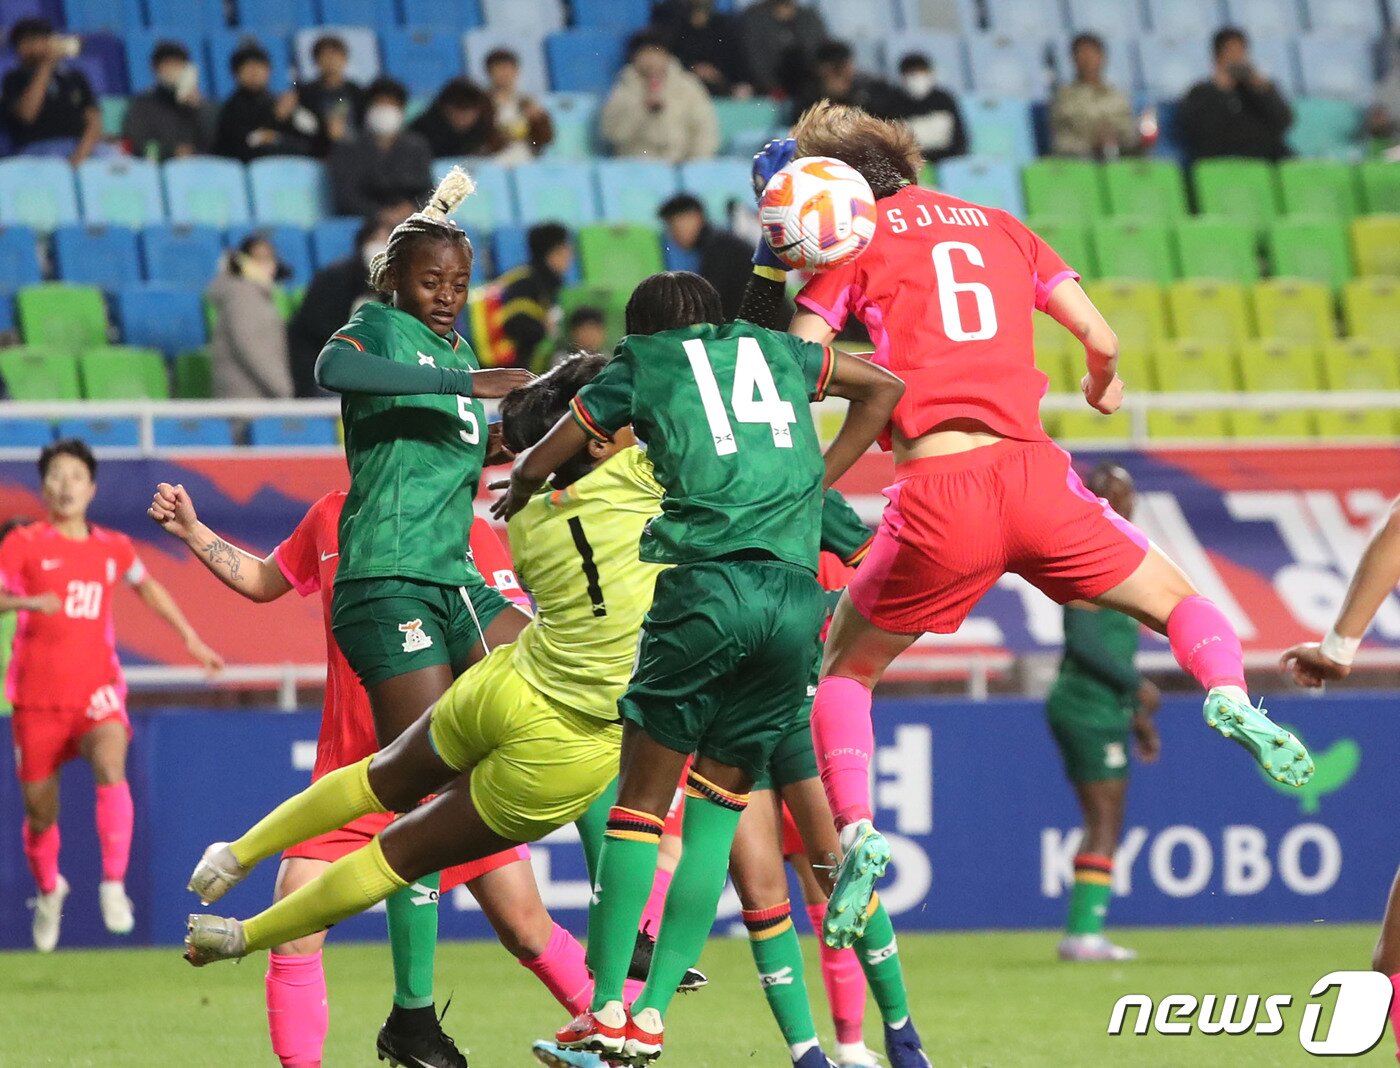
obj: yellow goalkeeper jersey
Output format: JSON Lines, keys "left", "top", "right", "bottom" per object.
{"left": 508, "top": 446, "right": 666, "bottom": 722}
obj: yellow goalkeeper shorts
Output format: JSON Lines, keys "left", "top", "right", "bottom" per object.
{"left": 428, "top": 643, "right": 623, "bottom": 842}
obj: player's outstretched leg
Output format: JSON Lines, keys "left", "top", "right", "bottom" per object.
{"left": 823, "top": 820, "right": 890, "bottom": 950}
{"left": 853, "top": 895, "right": 931, "bottom": 1068}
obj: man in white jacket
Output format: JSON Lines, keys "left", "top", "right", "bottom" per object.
{"left": 601, "top": 31, "right": 720, "bottom": 163}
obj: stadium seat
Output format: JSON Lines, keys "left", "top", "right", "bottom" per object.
{"left": 1091, "top": 219, "right": 1178, "bottom": 284}
{"left": 481, "top": 0, "right": 566, "bottom": 35}
{"left": 578, "top": 224, "right": 664, "bottom": 291}
{"left": 124, "top": 30, "right": 210, "bottom": 96}
{"left": 247, "top": 158, "right": 329, "bottom": 226}
{"left": 1237, "top": 337, "right": 1321, "bottom": 393}
{"left": 153, "top": 417, "right": 236, "bottom": 448}
{"left": 173, "top": 348, "right": 213, "bottom": 399}
{"left": 433, "top": 158, "right": 515, "bottom": 230}
{"left": 1083, "top": 279, "right": 1169, "bottom": 351}
{"left": 1225, "top": 0, "right": 1302, "bottom": 35}
{"left": 163, "top": 159, "right": 252, "bottom": 228}
{"left": 1341, "top": 277, "right": 1400, "bottom": 340}
{"left": 234, "top": 0, "right": 318, "bottom": 31}
{"left": 75, "top": 159, "right": 165, "bottom": 229}
{"left": 679, "top": 159, "right": 753, "bottom": 228}
{"left": 936, "top": 157, "right": 1024, "bottom": 215}
{"left": 310, "top": 216, "right": 363, "bottom": 268}
{"left": 1322, "top": 337, "right": 1400, "bottom": 392}
{"left": 141, "top": 224, "right": 225, "bottom": 287}
{"left": 1140, "top": 32, "right": 1211, "bottom": 98}
{"left": 1166, "top": 279, "right": 1254, "bottom": 348}
{"left": 1032, "top": 313, "right": 1073, "bottom": 382}
{"left": 879, "top": 32, "right": 971, "bottom": 93}
{"left": 1306, "top": 0, "right": 1383, "bottom": 34}
{"left": 560, "top": 283, "right": 628, "bottom": 347}
{"left": 546, "top": 29, "right": 627, "bottom": 95}
{"left": 0, "top": 158, "right": 79, "bottom": 231}
{"left": 1021, "top": 159, "right": 1105, "bottom": 222}
{"left": 573, "top": 0, "right": 651, "bottom": 30}
{"left": 0, "top": 347, "right": 81, "bottom": 400}
{"left": 52, "top": 225, "right": 142, "bottom": 290}
{"left": 1251, "top": 278, "right": 1336, "bottom": 344}
{"left": 1102, "top": 159, "right": 1188, "bottom": 221}
{"left": 382, "top": 27, "right": 466, "bottom": 97}
{"left": 1359, "top": 162, "right": 1400, "bottom": 216}
{"left": 63, "top": 0, "right": 142, "bottom": 33}
{"left": 1296, "top": 34, "right": 1374, "bottom": 104}
{"left": 0, "top": 417, "right": 55, "bottom": 447}
{"left": 963, "top": 98, "right": 1037, "bottom": 163}
{"left": 225, "top": 225, "right": 314, "bottom": 288}
{"left": 1245, "top": 36, "right": 1299, "bottom": 98}
{"left": 294, "top": 28, "right": 381, "bottom": 85}
{"left": 113, "top": 286, "right": 206, "bottom": 356}
{"left": 1055, "top": 409, "right": 1134, "bottom": 442}
{"left": 1276, "top": 159, "right": 1361, "bottom": 221}
{"left": 965, "top": 34, "right": 1053, "bottom": 100}
{"left": 595, "top": 160, "right": 679, "bottom": 226}
{"left": 1268, "top": 219, "right": 1352, "bottom": 289}
{"left": 404, "top": 0, "right": 482, "bottom": 27}
{"left": 713, "top": 98, "right": 785, "bottom": 155}
{"left": 512, "top": 160, "right": 601, "bottom": 226}
{"left": 1025, "top": 218, "right": 1096, "bottom": 280}
{"left": 1143, "top": 0, "right": 1221, "bottom": 36}
{"left": 79, "top": 346, "right": 169, "bottom": 400}
{"left": 463, "top": 30, "right": 549, "bottom": 98}
{"left": 1286, "top": 97, "right": 1364, "bottom": 160}
{"left": 1193, "top": 159, "right": 1280, "bottom": 233}
{"left": 56, "top": 417, "right": 140, "bottom": 447}
{"left": 1313, "top": 408, "right": 1397, "bottom": 438}
{"left": 542, "top": 92, "right": 600, "bottom": 159}
{"left": 1065, "top": 0, "right": 1144, "bottom": 33}
{"left": 248, "top": 416, "right": 340, "bottom": 446}
{"left": 982, "top": 0, "right": 1061, "bottom": 36}
{"left": 320, "top": 0, "right": 399, "bottom": 23}
{"left": 208, "top": 31, "right": 295, "bottom": 99}
{"left": 0, "top": 226, "right": 42, "bottom": 287}
{"left": 17, "top": 284, "right": 108, "bottom": 353}
{"left": 1229, "top": 407, "right": 1314, "bottom": 439}
{"left": 1350, "top": 216, "right": 1400, "bottom": 276}
{"left": 1175, "top": 217, "right": 1259, "bottom": 284}
{"left": 1146, "top": 340, "right": 1235, "bottom": 438}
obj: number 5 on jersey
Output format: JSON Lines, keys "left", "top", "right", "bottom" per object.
{"left": 684, "top": 337, "right": 796, "bottom": 457}
{"left": 457, "top": 395, "right": 480, "bottom": 444}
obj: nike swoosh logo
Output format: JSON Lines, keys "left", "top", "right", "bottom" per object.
{"left": 40, "top": 559, "right": 61, "bottom": 570}
{"left": 320, "top": 552, "right": 339, "bottom": 562}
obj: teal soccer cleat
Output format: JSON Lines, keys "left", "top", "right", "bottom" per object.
{"left": 1203, "top": 688, "right": 1314, "bottom": 788}
{"left": 823, "top": 819, "right": 891, "bottom": 950}
{"left": 532, "top": 1041, "right": 610, "bottom": 1068}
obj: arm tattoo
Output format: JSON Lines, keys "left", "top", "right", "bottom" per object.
{"left": 202, "top": 537, "right": 243, "bottom": 583}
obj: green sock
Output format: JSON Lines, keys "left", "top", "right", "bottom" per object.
{"left": 575, "top": 776, "right": 618, "bottom": 885}
{"left": 587, "top": 806, "right": 665, "bottom": 1011}
{"left": 1066, "top": 853, "right": 1113, "bottom": 936}
{"left": 854, "top": 894, "right": 909, "bottom": 1026}
{"left": 743, "top": 901, "right": 818, "bottom": 1047}
{"left": 386, "top": 871, "right": 440, "bottom": 1010}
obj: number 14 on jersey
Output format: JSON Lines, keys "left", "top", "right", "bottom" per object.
{"left": 684, "top": 337, "right": 797, "bottom": 457}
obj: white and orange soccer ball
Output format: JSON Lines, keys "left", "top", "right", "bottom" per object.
{"left": 758, "top": 156, "right": 878, "bottom": 272}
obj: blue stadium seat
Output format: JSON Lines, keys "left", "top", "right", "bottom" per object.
{"left": 491, "top": 224, "right": 581, "bottom": 283}
{"left": 679, "top": 159, "right": 752, "bottom": 227}
{"left": 966, "top": 34, "right": 1054, "bottom": 100}
{"left": 1247, "top": 35, "right": 1299, "bottom": 97}
{"left": 1141, "top": 32, "right": 1211, "bottom": 99}
{"left": 75, "top": 159, "right": 165, "bottom": 228}
{"left": 1304, "top": 0, "right": 1383, "bottom": 34}
{"left": 124, "top": 29, "right": 211, "bottom": 96}
{"left": 113, "top": 286, "right": 207, "bottom": 355}
{"left": 1287, "top": 97, "right": 1364, "bottom": 159}
{"left": 226, "top": 225, "right": 314, "bottom": 288}
{"left": 247, "top": 158, "right": 329, "bottom": 226}
{"left": 982, "top": 0, "right": 1063, "bottom": 36}
{"left": 0, "top": 0, "right": 61, "bottom": 23}
{"left": 294, "top": 27, "right": 380, "bottom": 84}
{"left": 0, "top": 158, "right": 79, "bottom": 230}
{"left": 879, "top": 32, "right": 970, "bottom": 93}
{"left": 0, "top": 227, "right": 42, "bottom": 288}
{"left": 163, "top": 159, "right": 252, "bottom": 228}
{"left": 248, "top": 416, "right": 340, "bottom": 446}
{"left": 1223, "top": 0, "right": 1302, "bottom": 35}
{"left": 481, "top": 0, "right": 565, "bottom": 35}
{"left": 53, "top": 225, "right": 142, "bottom": 289}
{"left": 320, "top": 0, "right": 399, "bottom": 23}
{"left": 146, "top": 0, "right": 225, "bottom": 33}
{"left": 512, "top": 160, "right": 601, "bottom": 226}
{"left": 404, "top": 0, "right": 482, "bottom": 27}
{"left": 463, "top": 29, "right": 549, "bottom": 97}
{"left": 1297, "top": 34, "right": 1374, "bottom": 104}
{"left": 596, "top": 160, "right": 679, "bottom": 226}
{"left": 543, "top": 92, "right": 599, "bottom": 158}
{"left": 57, "top": 418, "right": 139, "bottom": 447}
{"left": 459, "top": 222, "right": 491, "bottom": 277}
{"left": 433, "top": 157, "right": 516, "bottom": 229}
{"left": 663, "top": 241, "right": 701, "bottom": 273}
{"left": 0, "top": 418, "right": 54, "bottom": 448}
{"left": 140, "top": 224, "right": 225, "bottom": 286}
{"left": 383, "top": 27, "right": 466, "bottom": 96}
{"left": 208, "top": 31, "right": 295, "bottom": 98}
{"left": 310, "top": 216, "right": 364, "bottom": 267}
{"left": 1065, "top": 0, "right": 1145, "bottom": 34}
{"left": 1143, "top": 0, "right": 1222, "bottom": 35}
{"left": 235, "top": 0, "right": 318, "bottom": 32}
{"left": 572, "top": 0, "right": 650, "bottom": 30}
{"left": 62, "top": 0, "right": 142, "bottom": 33}
{"left": 545, "top": 29, "right": 627, "bottom": 96}
{"left": 70, "top": 36, "right": 127, "bottom": 96}
{"left": 962, "top": 98, "right": 1037, "bottom": 163}
{"left": 154, "top": 417, "right": 236, "bottom": 447}
{"left": 936, "top": 157, "right": 1026, "bottom": 215}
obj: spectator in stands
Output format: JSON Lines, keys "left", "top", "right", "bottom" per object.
{"left": 207, "top": 233, "right": 295, "bottom": 400}
{"left": 897, "top": 52, "right": 967, "bottom": 165}
{"left": 0, "top": 18, "right": 101, "bottom": 163}
{"left": 653, "top": 0, "right": 753, "bottom": 99}
{"left": 1050, "top": 33, "right": 1138, "bottom": 159}
{"left": 738, "top": 0, "right": 827, "bottom": 98}
{"left": 1368, "top": 28, "right": 1400, "bottom": 154}
{"left": 657, "top": 193, "right": 752, "bottom": 319}
{"left": 121, "top": 41, "right": 213, "bottom": 161}
{"left": 329, "top": 77, "right": 434, "bottom": 218}
{"left": 1179, "top": 27, "right": 1292, "bottom": 163}
{"left": 481, "top": 223, "right": 574, "bottom": 369}
{"left": 560, "top": 306, "right": 607, "bottom": 361}
{"left": 485, "top": 49, "right": 553, "bottom": 162}
{"left": 214, "top": 41, "right": 313, "bottom": 162}
{"left": 297, "top": 34, "right": 365, "bottom": 156}
{"left": 793, "top": 40, "right": 907, "bottom": 122}
{"left": 601, "top": 32, "right": 720, "bottom": 162}
{"left": 410, "top": 77, "right": 504, "bottom": 159}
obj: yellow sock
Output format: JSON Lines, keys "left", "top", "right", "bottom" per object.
{"left": 243, "top": 836, "right": 408, "bottom": 952}
{"left": 230, "top": 756, "right": 386, "bottom": 868}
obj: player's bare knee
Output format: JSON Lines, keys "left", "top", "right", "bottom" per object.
{"left": 272, "top": 932, "right": 326, "bottom": 957}
{"left": 491, "top": 905, "right": 553, "bottom": 960}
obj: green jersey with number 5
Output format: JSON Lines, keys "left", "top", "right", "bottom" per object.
{"left": 570, "top": 319, "right": 837, "bottom": 571}
{"left": 324, "top": 300, "right": 487, "bottom": 586}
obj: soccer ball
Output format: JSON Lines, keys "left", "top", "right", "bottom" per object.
{"left": 758, "top": 156, "right": 878, "bottom": 272}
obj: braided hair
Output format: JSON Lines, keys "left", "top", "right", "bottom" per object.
{"left": 625, "top": 271, "right": 723, "bottom": 337}
{"left": 368, "top": 166, "right": 477, "bottom": 295}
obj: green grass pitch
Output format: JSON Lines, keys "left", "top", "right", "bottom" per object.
{"left": 0, "top": 925, "right": 1389, "bottom": 1066}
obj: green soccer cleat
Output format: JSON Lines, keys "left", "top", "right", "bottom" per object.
{"left": 1203, "top": 688, "right": 1314, "bottom": 788}
{"left": 823, "top": 820, "right": 890, "bottom": 950}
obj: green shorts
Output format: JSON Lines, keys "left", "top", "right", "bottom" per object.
{"left": 1046, "top": 678, "right": 1132, "bottom": 784}
{"left": 620, "top": 557, "right": 825, "bottom": 781}
{"left": 331, "top": 572, "right": 514, "bottom": 689}
{"left": 753, "top": 657, "right": 820, "bottom": 792}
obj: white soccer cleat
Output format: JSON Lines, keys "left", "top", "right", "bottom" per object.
{"left": 1058, "top": 933, "right": 1137, "bottom": 962}
{"left": 99, "top": 879, "right": 134, "bottom": 935}
{"left": 188, "top": 842, "right": 248, "bottom": 905}
{"left": 834, "top": 1042, "right": 881, "bottom": 1067}
{"left": 29, "top": 874, "right": 69, "bottom": 953}
{"left": 184, "top": 913, "right": 247, "bottom": 966}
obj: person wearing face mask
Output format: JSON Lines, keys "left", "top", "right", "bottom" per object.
{"left": 206, "top": 234, "right": 296, "bottom": 400}
{"left": 121, "top": 41, "right": 214, "bottom": 160}
{"left": 600, "top": 31, "right": 719, "bottom": 161}
{"left": 328, "top": 77, "right": 434, "bottom": 218}
{"left": 897, "top": 53, "right": 966, "bottom": 165}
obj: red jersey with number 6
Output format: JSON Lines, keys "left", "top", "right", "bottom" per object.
{"left": 796, "top": 185, "right": 1079, "bottom": 446}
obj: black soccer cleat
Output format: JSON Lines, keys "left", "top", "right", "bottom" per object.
{"left": 629, "top": 926, "right": 709, "bottom": 994}
{"left": 376, "top": 1001, "right": 469, "bottom": 1068}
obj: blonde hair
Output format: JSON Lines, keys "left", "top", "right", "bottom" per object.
{"left": 369, "top": 166, "right": 478, "bottom": 294}
{"left": 791, "top": 101, "right": 923, "bottom": 198}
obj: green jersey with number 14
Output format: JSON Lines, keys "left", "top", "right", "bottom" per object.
{"left": 324, "top": 301, "right": 487, "bottom": 587}
{"left": 570, "top": 319, "right": 837, "bottom": 572}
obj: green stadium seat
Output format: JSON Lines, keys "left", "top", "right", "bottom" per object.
{"left": 1238, "top": 339, "right": 1322, "bottom": 391}
{"left": 1021, "top": 159, "right": 1106, "bottom": 223}
{"left": 714, "top": 98, "right": 783, "bottom": 155}
{"left": 1321, "top": 338, "right": 1400, "bottom": 391}
{"left": 1026, "top": 218, "right": 1096, "bottom": 280}
{"left": 1102, "top": 159, "right": 1188, "bottom": 221}
{"left": 1146, "top": 340, "right": 1235, "bottom": 439}
{"left": 1314, "top": 408, "right": 1398, "bottom": 438}
{"left": 1350, "top": 216, "right": 1400, "bottom": 276}
{"left": 578, "top": 224, "right": 664, "bottom": 292}
{"left": 1083, "top": 279, "right": 1168, "bottom": 352}
{"left": 1251, "top": 279, "right": 1336, "bottom": 345}
{"left": 1192, "top": 158, "right": 1280, "bottom": 233}
{"left": 560, "top": 284, "right": 629, "bottom": 350}
{"left": 1359, "top": 162, "right": 1400, "bottom": 215}
{"left": 1268, "top": 218, "right": 1353, "bottom": 289}
{"left": 1166, "top": 280, "right": 1254, "bottom": 348}
{"left": 1230, "top": 409, "right": 1316, "bottom": 438}
{"left": 1341, "top": 277, "right": 1400, "bottom": 340}
{"left": 1091, "top": 219, "right": 1177, "bottom": 284}
{"left": 1033, "top": 311, "right": 1073, "bottom": 372}
{"left": 1276, "top": 160, "right": 1361, "bottom": 220}
{"left": 1175, "top": 217, "right": 1259, "bottom": 284}
{"left": 174, "top": 348, "right": 213, "bottom": 399}
{"left": 0, "top": 347, "right": 81, "bottom": 400}
{"left": 1055, "top": 409, "right": 1133, "bottom": 442}
{"left": 79, "top": 346, "right": 169, "bottom": 400}
{"left": 16, "top": 283, "right": 108, "bottom": 354}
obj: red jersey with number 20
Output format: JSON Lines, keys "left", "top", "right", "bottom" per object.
{"left": 796, "top": 185, "right": 1079, "bottom": 446}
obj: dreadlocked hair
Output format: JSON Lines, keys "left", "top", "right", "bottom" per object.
{"left": 499, "top": 353, "right": 611, "bottom": 488}
{"left": 625, "top": 271, "right": 723, "bottom": 337}
{"left": 792, "top": 101, "right": 922, "bottom": 199}
{"left": 368, "top": 166, "right": 477, "bottom": 294}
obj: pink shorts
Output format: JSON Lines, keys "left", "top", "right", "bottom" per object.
{"left": 849, "top": 439, "right": 1148, "bottom": 635}
{"left": 12, "top": 698, "right": 130, "bottom": 784}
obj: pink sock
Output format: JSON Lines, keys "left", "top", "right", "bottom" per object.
{"left": 811, "top": 676, "right": 875, "bottom": 829}
{"left": 1167, "top": 595, "right": 1247, "bottom": 692}
{"left": 1390, "top": 974, "right": 1400, "bottom": 1064}
{"left": 638, "top": 866, "right": 673, "bottom": 937}
{"left": 21, "top": 820, "right": 59, "bottom": 895}
{"left": 521, "top": 922, "right": 593, "bottom": 1015}
{"left": 806, "top": 902, "right": 866, "bottom": 1044}
{"left": 266, "top": 951, "right": 328, "bottom": 1068}
{"left": 624, "top": 977, "right": 644, "bottom": 1007}
{"left": 94, "top": 781, "right": 134, "bottom": 882}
